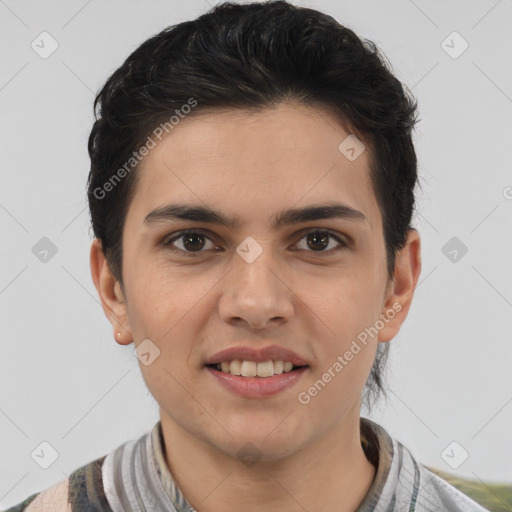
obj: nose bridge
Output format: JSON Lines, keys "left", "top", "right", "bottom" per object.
{"left": 238, "top": 243, "right": 278, "bottom": 292}
{"left": 218, "top": 237, "right": 294, "bottom": 327}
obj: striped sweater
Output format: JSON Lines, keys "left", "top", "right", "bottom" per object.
{"left": 2, "top": 418, "right": 492, "bottom": 511}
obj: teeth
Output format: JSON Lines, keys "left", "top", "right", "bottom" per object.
{"left": 273, "top": 360, "right": 284, "bottom": 374}
{"left": 215, "top": 360, "right": 298, "bottom": 377}
{"left": 230, "top": 360, "right": 241, "bottom": 375}
{"left": 256, "top": 361, "right": 273, "bottom": 378}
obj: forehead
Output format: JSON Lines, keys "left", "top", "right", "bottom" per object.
{"left": 126, "top": 103, "right": 379, "bottom": 232}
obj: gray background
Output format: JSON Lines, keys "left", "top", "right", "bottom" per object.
{"left": 1, "top": 0, "right": 511, "bottom": 508}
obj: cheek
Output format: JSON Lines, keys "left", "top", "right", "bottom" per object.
{"left": 310, "top": 271, "right": 384, "bottom": 383}
{"left": 125, "top": 262, "right": 207, "bottom": 335}
{"left": 308, "top": 289, "right": 380, "bottom": 406}
{"left": 125, "top": 270, "right": 217, "bottom": 377}
{"left": 319, "top": 270, "right": 385, "bottom": 331}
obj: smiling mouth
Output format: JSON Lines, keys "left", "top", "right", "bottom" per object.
{"left": 206, "top": 361, "right": 307, "bottom": 378}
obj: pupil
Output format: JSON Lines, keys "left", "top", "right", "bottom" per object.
{"left": 307, "top": 232, "right": 328, "bottom": 251}
{"left": 183, "top": 233, "right": 205, "bottom": 251}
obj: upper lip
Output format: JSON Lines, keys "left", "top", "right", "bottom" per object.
{"left": 205, "top": 345, "right": 309, "bottom": 366}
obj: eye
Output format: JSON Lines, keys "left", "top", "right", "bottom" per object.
{"left": 293, "top": 229, "right": 349, "bottom": 254}
{"left": 163, "top": 230, "right": 218, "bottom": 257}
{"left": 163, "top": 228, "right": 348, "bottom": 257}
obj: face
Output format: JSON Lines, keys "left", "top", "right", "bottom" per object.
{"left": 92, "top": 102, "right": 420, "bottom": 462}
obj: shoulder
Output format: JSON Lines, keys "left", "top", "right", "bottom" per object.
{"left": 2, "top": 454, "right": 110, "bottom": 512}
{"left": 2, "top": 479, "right": 70, "bottom": 512}
{"left": 385, "top": 435, "right": 492, "bottom": 511}
{"left": 25, "top": 479, "right": 71, "bottom": 512}
{"left": 422, "top": 466, "right": 489, "bottom": 512}
{"left": 424, "top": 465, "right": 507, "bottom": 512}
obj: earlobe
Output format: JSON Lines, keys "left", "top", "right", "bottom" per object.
{"left": 378, "top": 229, "right": 422, "bottom": 343}
{"left": 90, "top": 239, "right": 133, "bottom": 345}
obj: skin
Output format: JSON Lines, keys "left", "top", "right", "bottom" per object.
{"left": 91, "top": 102, "right": 421, "bottom": 512}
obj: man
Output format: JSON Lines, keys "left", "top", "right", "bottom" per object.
{"left": 4, "top": 1, "right": 491, "bottom": 510}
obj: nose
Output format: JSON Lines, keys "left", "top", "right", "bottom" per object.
{"left": 218, "top": 247, "right": 295, "bottom": 330}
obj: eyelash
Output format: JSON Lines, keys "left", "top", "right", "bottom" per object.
{"left": 162, "top": 229, "right": 349, "bottom": 258}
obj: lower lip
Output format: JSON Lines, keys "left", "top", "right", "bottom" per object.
{"left": 206, "top": 366, "right": 308, "bottom": 398}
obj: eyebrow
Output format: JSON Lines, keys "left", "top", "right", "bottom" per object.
{"left": 143, "top": 202, "right": 368, "bottom": 231}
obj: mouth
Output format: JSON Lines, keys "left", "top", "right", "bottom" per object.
{"left": 205, "top": 361, "right": 309, "bottom": 398}
{"left": 205, "top": 360, "right": 308, "bottom": 378}
{"left": 203, "top": 345, "right": 310, "bottom": 397}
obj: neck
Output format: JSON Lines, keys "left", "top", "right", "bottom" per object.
{"left": 159, "top": 408, "right": 376, "bottom": 512}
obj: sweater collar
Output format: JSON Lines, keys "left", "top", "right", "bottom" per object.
{"left": 102, "top": 416, "right": 392, "bottom": 512}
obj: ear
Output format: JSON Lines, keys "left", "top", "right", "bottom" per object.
{"left": 378, "top": 229, "right": 421, "bottom": 343}
{"left": 90, "top": 239, "right": 133, "bottom": 345}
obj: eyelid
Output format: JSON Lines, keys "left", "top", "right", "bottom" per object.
{"left": 293, "top": 227, "right": 351, "bottom": 247}
{"left": 162, "top": 227, "right": 350, "bottom": 255}
{"left": 163, "top": 228, "right": 218, "bottom": 246}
